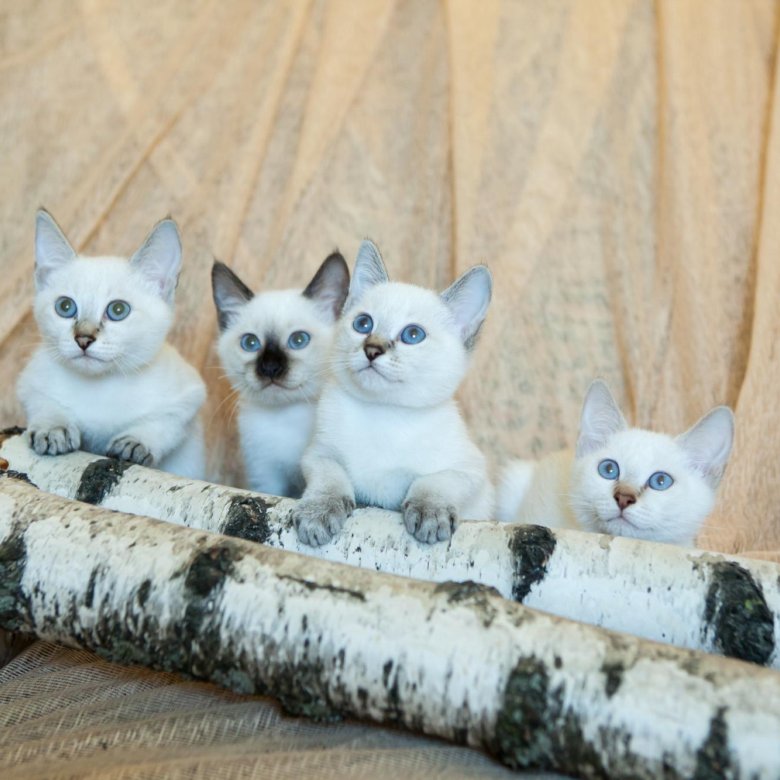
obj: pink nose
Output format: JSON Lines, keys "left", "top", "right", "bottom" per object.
{"left": 614, "top": 491, "right": 637, "bottom": 511}
{"left": 364, "top": 343, "right": 385, "bottom": 362}
{"left": 75, "top": 334, "right": 95, "bottom": 351}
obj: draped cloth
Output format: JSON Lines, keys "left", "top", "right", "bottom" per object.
{"left": 1, "top": 0, "right": 778, "bottom": 774}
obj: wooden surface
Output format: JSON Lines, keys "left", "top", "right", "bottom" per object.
{"left": 1, "top": 0, "right": 779, "bottom": 558}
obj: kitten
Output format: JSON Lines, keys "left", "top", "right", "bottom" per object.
{"left": 497, "top": 380, "right": 735, "bottom": 546}
{"left": 293, "top": 240, "right": 494, "bottom": 546}
{"left": 17, "top": 209, "right": 207, "bottom": 479}
{"left": 212, "top": 253, "right": 350, "bottom": 497}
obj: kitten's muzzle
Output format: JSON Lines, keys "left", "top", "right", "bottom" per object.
{"left": 363, "top": 337, "right": 390, "bottom": 362}
{"left": 256, "top": 342, "right": 288, "bottom": 380}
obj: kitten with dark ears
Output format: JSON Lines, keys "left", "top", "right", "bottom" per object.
{"left": 17, "top": 210, "right": 206, "bottom": 478}
{"left": 293, "top": 240, "right": 494, "bottom": 546}
{"left": 497, "top": 380, "right": 735, "bottom": 546}
{"left": 212, "top": 253, "right": 350, "bottom": 497}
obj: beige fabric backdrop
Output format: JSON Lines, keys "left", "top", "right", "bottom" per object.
{"left": 1, "top": 0, "right": 779, "bottom": 774}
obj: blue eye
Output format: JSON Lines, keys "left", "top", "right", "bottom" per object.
{"left": 240, "top": 333, "right": 261, "bottom": 352}
{"left": 597, "top": 459, "right": 620, "bottom": 480}
{"left": 400, "top": 324, "right": 426, "bottom": 344}
{"left": 353, "top": 313, "right": 373, "bottom": 334}
{"left": 54, "top": 296, "right": 77, "bottom": 318}
{"left": 288, "top": 330, "right": 311, "bottom": 350}
{"left": 106, "top": 300, "right": 131, "bottom": 321}
{"left": 648, "top": 471, "right": 674, "bottom": 491}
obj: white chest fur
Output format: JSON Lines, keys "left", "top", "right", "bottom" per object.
{"left": 314, "top": 385, "right": 491, "bottom": 515}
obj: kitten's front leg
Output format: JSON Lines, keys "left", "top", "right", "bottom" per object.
{"left": 402, "top": 470, "right": 482, "bottom": 544}
{"left": 294, "top": 450, "right": 355, "bottom": 547}
{"left": 27, "top": 418, "right": 81, "bottom": 456}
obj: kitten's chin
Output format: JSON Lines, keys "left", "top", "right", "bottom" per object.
{"left": 244, "top": 379, "right": 313, "bottom": 407}
{"left": 63, "top": 353, "right": 115, "bottom": 376}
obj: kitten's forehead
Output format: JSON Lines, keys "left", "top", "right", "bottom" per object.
{"left": 597, "top": 428, "right": 687, "bottom": 477}
{"left": 347, "top": 282, "right": 451, "bottom": 330}
{"left": 231, "top": 289, "right": 327, "bottom": 334}
{"left": 44, "top": 256, "right": 150, "bottom": 300}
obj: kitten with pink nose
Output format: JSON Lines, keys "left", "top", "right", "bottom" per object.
{"left": 497, "top": 380, "right": 735, "bottom": 546}
{"left": 293, "top": 240, "right": 494, "bottom": 547}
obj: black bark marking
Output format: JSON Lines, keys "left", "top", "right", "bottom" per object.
{"left": 703, "top": 561, "right": 775, "bottom": 665}
{"left": 137, "top": 579, "right": 152, "bottom": 607}
{"left": 222, "top": 496, "right": 274, "bottom": 544}
{"left": 493, "top": 656, "right": 666, "bottom": 777}
{"left": 278, "top": 575, "right": 366, "bottom": 601}
{"left": 1, "top": 470, "right": 38, "bottom": 487}
{"left": 601, "top": 661, "right": 623, "bottom": 698}
{"left": 85, "top": 568, "right": 99, "bottom": 608}
{"left": 75, "top": 458, "right": 133, "bottom": 505}
{"left": 0, "top": 530, "right": 31, "bottom": 631}
{"left": 693, "top": 708, "right": 733, "bottom": 780}
{"left": 509, "top": 525, "right": 557, "bottom": 602}
{"left": 434, "top": 580, "right": 501, "bottom": 627}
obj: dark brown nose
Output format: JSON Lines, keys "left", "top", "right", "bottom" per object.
{"left": 364, "top": 342, "right": 385, "bottom": 362}
{"left": 614, "top": 490, "right": 637, "bottom": 511}
{"left": 75, "top": 334, "right": 95, "bottom": 351}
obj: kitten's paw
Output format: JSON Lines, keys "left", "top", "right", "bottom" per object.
{"left": 294, "top": 495, "right": 355, "bottom": 547}
{"left": 107, "top": 436, "right": 154, "bottom": 466}
{"left": 402, "top": 498, "right": 457, "bottom": 544}
{"left": 28, "top": 424, "right": 80, "bottom": 456}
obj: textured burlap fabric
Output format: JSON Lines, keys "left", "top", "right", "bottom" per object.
{"left": 0, "top": 641, "right": 562, "bottom": 779}
{"left": 1, "top": 0, "right": 779, "bottom": 773}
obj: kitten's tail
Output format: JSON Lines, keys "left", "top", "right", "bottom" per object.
{"left": 496, "top": 458, "right": 535, "bottom": 522}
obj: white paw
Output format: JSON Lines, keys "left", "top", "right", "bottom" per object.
{"left": 294, "top": 495, "right": 355, "bottom": 547}
{"left": 107, "top": 436, "right": 154, "bottom": 466}
{"left": 28, "top": 424, "right": 81, "bottom": 456}
{"left": 402, "top": 498, "right": 457, "bottom": 544}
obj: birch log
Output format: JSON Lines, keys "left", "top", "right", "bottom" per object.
{"left": 1, "top": 473, "right": 779, "bottom": 778}
{"left": 2, "top": 431, "right": 778, "bottom": 669}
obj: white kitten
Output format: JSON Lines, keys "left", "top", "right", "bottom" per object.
{"left": 497, "top": 380, "right": 735, "bottom": 546}
{"left": 293, "top": 240, "right": 495, "bottom": 547}
{"left": 212, "top": 254, "right": 350, "bottom": 497}
{"left": 17, "top": 209, "right": 206, "bottom": 479}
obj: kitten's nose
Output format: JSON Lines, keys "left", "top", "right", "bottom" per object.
{"left": 614, "top": 490, "right": 637, "bottom": 511}
{"left": 256, "top": 344, "right": 287, "bottom": 380}
{"left": 364, "top": 342, "right": 386, "bottom": 362}
{"left": 75, "top": 334, "right": 95, "bottom": 351}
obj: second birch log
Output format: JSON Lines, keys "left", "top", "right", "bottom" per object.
{"left": 0, "top": 473, "right": 779, "bottom": 778}
{"left": 2, "top": 431, "right": 777, "bottom": 668}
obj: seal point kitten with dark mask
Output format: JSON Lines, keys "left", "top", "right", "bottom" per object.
{"left": 212, "top": 253, "right": 349, "bottom": 497}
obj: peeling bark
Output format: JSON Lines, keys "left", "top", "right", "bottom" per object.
{"left": 2, "top": 432, "right": 779, "bottom": 668}
{"left": 0, "top": 473, "right": 779, "bottom": 778}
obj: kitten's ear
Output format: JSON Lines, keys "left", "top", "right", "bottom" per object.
{"left": 302, "top": 251, "right": 350, "bottom": 320}
{"left": 576, "top": 380, "right": 628, "bottom": 457}
{"left": 677, "top": 406, "right": 735, "bottom": 489}
{"left": 440, "top": 265, "right": 493, "bottom": 349}
{"left": 130, "top": 218, "right": 182, "bottom": 304}
{"left": 35, "top": 209, "right": 76, "bottom": 289}
{"left": 211, "top": 260, "right": 254, "bottom": 331}
{"left": 347, "top": 239, "right": 388, "bottom": 305}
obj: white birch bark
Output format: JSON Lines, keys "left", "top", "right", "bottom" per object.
{"left": 0, "top": 472, "right": 779, "bottom": 778}
{"left": 2, "top": 431, "right": 778, "bottom": 670}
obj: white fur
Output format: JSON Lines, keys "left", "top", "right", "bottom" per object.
{"left": 497, "top": 380, "right": 735, "bottom": 547}
{"left": 17, "top": 211, "right": 206, "bottom": 478}
{"left": 294, "top": 240, "right": 494, "bottom": 547}
{"left": 213, "top": 255, "right": 349, "bottom": 497}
